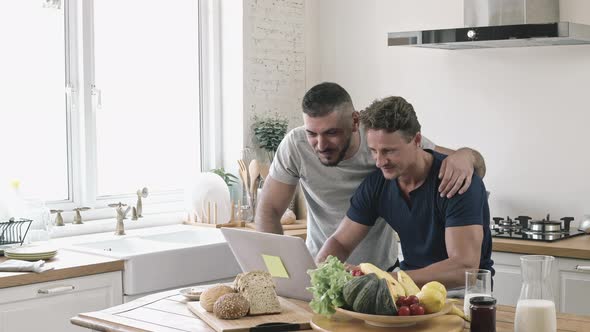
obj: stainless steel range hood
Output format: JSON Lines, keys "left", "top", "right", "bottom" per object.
{"left": 388, "top": 0, "right": 590, "bottom": 49}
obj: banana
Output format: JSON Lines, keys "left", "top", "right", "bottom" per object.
{"left": 397, "top": 270, "right": 421, "bottom": 296}
{"left": 447, "top": 303, "right": 470, "bottom": 322}
{"left": 359, "top": 263, "right": 406, "bottom": 298}
{"left": 359, "top": 263, "right": 392, "bottom": 282}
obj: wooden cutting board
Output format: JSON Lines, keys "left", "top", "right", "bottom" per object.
{"left": 187, "top": 296, "right": 312, "bottom": 332}
{"left": 244, "top": 220, "right": 307, "bottom": 230}
{"left": 310, "top": 313, "right": 465, "bottom": 332}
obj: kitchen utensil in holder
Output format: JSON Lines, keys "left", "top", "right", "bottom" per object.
{"left": 0, "top": 218, "right": 33, "bottom": 247}
{"left": 184, "top": 199, "right": 245, "bottom": 228}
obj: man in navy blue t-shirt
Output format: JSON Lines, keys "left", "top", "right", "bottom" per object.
{"left": 316, "top": 96, "right": 493, "bottom": 288}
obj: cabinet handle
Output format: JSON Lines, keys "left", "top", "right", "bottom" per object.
{"left": 575, "top": 265, "right": 590, "bottom": 272}
{"left": 37, "top": 285, "right": 75, "bottom": 294}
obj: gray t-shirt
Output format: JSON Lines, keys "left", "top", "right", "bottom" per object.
{"left": 269, "top": 126, "right": 399, "bottom": 270}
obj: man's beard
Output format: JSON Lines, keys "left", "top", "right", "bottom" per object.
{"left": 318, "top": 136, "right": 351, "bottom": 167}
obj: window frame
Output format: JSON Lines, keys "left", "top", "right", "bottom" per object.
{"left": 42, "top": 0, "right": 220, "bottom": 223}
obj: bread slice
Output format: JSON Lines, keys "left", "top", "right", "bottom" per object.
{"left": 235, "top": 271, "right": 281, "bottom": 315}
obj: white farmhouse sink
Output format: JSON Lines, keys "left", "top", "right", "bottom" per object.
{"left": 64, "top": 225, "right": 240, "bottom": 297}
{"left": 71, "top": 237, "right": 182, "bottom": 256}
{"left": 140, "top": 228, "right": 225, "bottom": 245}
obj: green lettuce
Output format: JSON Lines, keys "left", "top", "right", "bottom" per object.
{"left": 307, "top": 255, "right": 352, "bottom": 316}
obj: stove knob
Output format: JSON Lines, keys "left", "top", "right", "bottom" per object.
{"left": 515, "top": 216, "right": 532, "bottom": 229}
{"left": 467, "top": 30, "right": 477, "bottom": 39}
{"left": 561, "top": 217, "right": 574, "bottom": 232}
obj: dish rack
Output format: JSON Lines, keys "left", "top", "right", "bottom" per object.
{"left": 0, "top": 218, "right": 33, "bottom": 247}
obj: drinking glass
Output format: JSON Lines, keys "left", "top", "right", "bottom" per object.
{"left": 464, "top": 269, "right": 492, "bottom": 317}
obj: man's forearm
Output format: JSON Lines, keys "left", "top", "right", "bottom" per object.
{"left": 400, "top": 257, "right": 479, "bottom": 289}
{"left": 470, "top": 149, "right": 486, "bottom": 178}
{"left": 459, "top": 147, "right": 486, "bottom": 178}
{"left": 254, "top": 201, "right": 284, "bottom": 234}
{"left": 315, "top": 237, "right": 352, "bottom": 265}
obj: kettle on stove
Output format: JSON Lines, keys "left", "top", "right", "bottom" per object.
{"left": 579, "top": 215, "right": 590, "bottom": 234}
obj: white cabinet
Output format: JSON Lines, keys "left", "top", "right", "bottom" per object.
{"left": 0, "top": 271, "right": 122, "bottom": 332}
{"left": 490, "top": 252, "right": 525, "bottom": 306}
{"left": 558, "top": 258, "right": 590, "bottom": 316}
{"left": 492, "top": 251, "right": 590, "bottom": 315}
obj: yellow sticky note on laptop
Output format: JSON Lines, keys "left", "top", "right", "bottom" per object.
{"left": 262, "top": 254, "right": 290, "bottom": 278}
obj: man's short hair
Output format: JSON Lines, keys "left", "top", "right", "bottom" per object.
{"left": 302, "top": 82, "right": 353, "bottom": 117}
{"left": 360, "top": 96, "right": 421, "bottom": 141}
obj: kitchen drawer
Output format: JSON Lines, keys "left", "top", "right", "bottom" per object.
{"left": 0, "top": 271, "right": 122, "bottom": 332}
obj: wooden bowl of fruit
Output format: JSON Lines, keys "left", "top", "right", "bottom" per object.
{"left": 336, "top": 302, "right": 452, "bottom": 327}
{"left": 337, "top": 265, "right": 453, "bottom": 327}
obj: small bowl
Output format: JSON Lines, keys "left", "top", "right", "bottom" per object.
{"left": 179, "top": 287, "right": 205, "bottom": 301}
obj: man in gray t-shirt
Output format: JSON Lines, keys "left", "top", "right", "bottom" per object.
{"left": 255, "top": 82, "right": 486, "bottom": 270}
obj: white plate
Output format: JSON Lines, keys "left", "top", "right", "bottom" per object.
{"left": 4, "top": 245, "right": 57, "bottom": 256}
{"left": 5, "top": 253, "right": 56, "bottom": 258}
{"left": 5, "top": 255, "right": 56, "bottom": 261}
{"left": 179, "top": 286, "right": 206, "bottom": 301}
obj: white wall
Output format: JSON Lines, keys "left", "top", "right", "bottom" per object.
{"left": 312, "top": 0, "right": 590, "bottom": 223}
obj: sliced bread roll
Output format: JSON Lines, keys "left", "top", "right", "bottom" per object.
{"left": 235, "top": 271, "right": 281, "bottom": 315}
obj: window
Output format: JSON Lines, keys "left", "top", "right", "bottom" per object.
{"left": 0, "top": 1, "right": 69, "bottom": 201}
{"left": 92, "top": 0, "right": 200, "bottom": 197}
{"left": 0, "top": 0, "right": 211, "bottom": 221}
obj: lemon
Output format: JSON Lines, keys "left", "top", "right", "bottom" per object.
{"left": 422, "top": 281, "right": 447, "bottom": 298}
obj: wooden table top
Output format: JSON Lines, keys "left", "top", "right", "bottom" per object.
{"left": 492, "top": 234, "right": 590, "bottom": 260}
{"left": 0, "top": 249, "right": 124, "bottom": 288}
{"left": 71, "top": 289, "right": 590, "bottom": 332}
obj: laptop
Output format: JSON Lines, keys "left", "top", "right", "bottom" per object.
{"left": 220, "top": 228, "right": 316, "bottom": 301}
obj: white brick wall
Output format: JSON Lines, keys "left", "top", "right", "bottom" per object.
{"left": 243, "top": 0, "right": 306, "bottom": 162}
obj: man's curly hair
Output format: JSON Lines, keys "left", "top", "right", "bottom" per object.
{"left": 359, "top": 96, "right": 421, "bottom": 141}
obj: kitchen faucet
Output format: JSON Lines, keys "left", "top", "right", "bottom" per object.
{"left": 136, "top": 187, "right": 149, "bottom": 218}
{"left": 114, "top": 205, "right": 131, "bottom": 236}
{"left": 50, "top": 209, "right": 64, "bottom": 226}
{"left": 72, "top": 207, "right": 90, "bottom": 224}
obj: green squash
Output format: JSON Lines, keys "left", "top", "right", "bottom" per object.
{"left": 374, "top": 278, "right": 398, "bottom": 316}
{"left": 342, "top": 273, "right": 377, "bottom": 307}
{"left": 352, "top": 276, "right": 379, "bottom": 314}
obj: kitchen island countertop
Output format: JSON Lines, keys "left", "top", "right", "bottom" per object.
{"left": 71, "top": 287, "right": 590, "bottom": 332}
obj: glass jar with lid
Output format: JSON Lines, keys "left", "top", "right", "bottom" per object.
{"left": 470, "top": 295, "right": 496, "bottom": 332}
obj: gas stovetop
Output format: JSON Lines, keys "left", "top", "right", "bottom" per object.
{"left": 491, "top": 214, "right": 586, "bottom": 242}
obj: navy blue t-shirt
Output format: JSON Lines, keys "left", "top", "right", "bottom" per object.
{"left": 346, "top": 150, "right": 494, "bottom": 275}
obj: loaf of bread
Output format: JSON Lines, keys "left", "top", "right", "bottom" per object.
{"left": 213, "top": 293, "right": 250, "bottom": 319}
{"left": 235, "top": 271, "right": 281, "bottom": 315}
{"left": 200, "top": 284, "right": 235, "bottom": 312}
{"left": 280, "top": 208, "right": 296, "bottom": 225}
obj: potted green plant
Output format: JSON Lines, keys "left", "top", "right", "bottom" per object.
{"left": 209, "top": 168, "right": 239, "bottom": 188}
{"left": 252, "top": 114, "right": 288, "bottom": 162}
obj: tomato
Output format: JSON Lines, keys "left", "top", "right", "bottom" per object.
{"left": 351, "top": 269, "right": 364, "bottom": 277}
{"left": 410, "top": 304, "right": 425, "bottom": 316}
{"left": 407, "top": 295, "right": 420, "bottom": 305}
{"left": 398, "top": 306, "right": 411, "bottom": 316}
{"left": 395, "top": 296, "right": 407, "bottom": 308}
